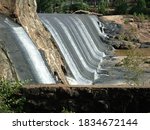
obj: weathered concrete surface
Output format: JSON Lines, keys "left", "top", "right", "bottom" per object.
{"left": 22, "top": 85, "right": 150, "bottom": 113}
{"left": 0, "top": 18, "right": 37, "bottom": 82}
{"left": 0, "top": 40, "right": 16, "bottom": 80}
{"left": 0, "top": 0, "right": 68, "bottom": 84}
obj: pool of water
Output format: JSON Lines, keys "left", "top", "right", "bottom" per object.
{"left": 115, "top": 48, "right": 150, "bottom": 56}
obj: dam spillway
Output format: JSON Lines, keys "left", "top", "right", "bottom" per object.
{"left": 0, "top": 14, "right": 55, "bottom": 84}
{"left": 40, "top": 14, "right": 112, "bottom": 85}
{"left": 0, "top": 14, "right": 113, "bottom": 85}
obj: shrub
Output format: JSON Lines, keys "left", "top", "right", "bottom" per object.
{"left": 138, "top": 13, "right": 145, "bottom": 22}
{"left": 124, "top": 19, "right": 129, "bottom": 24}
{"left": 133, "top": 13, "right": 149, "bottom": 22}
{"left": 114, "top": 0, "right": 128, "bottom": 14}
{"left": 62, "top": 2, "right": 89, "bottom": 13}
{"left": 122, "top": 49, "right": 144, "bottom": 86}
{"left": 146, "top": 0, "right": 150, "bottom": 8}
{"left": 0, "top": 79, "right": 26, "bottom": 112}
{"left": 130, "top": 0, "right": 147, "bottom": 14}
{"left": 98, "top": 0, "right": 108, "bottom": 14}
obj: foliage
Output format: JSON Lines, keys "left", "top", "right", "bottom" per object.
{"left": 114, "top": 0, "right": 128, "bottom": 14}
{"left": 137, "top": 13, "right": 145, "bottom": 22}
{"left": 130, "top": 0, "right": 147, "bottom": 14}
{"left": 117, "top": 32, "right": 134, "bottom": 42}
{"left": 122, "top": 49, "right": 144, "bottom": 86}
{"left": 133, "top": 12, "right": 150, "bottom": 22}
{"left": 36, "top": 0, "right": 89, "bottom": 13}
{"left": 36, "top": 0, "right": 51, "bottom": 13}
{"left": 62, "top": 2, "right": 89, "bottom": 13}
{"left": 36, "top": 0, "right": 63, "bottom": 13}
{"left": 36, "top": 0, "right": 150, "bottom": 15}
{"left": 145, "top": 0, "right": 150, "bottom": 8}
{"left": 98, "top": 0, "right": 108, "bottom": 14}
{"left": 137, "top": 0, "right": 146, "bottom": 8}
{"left": 124, "top": 19, "right": 129, "bottom": 24}
{"left": 0, "top": 79, "right": 26, "bottom": 112}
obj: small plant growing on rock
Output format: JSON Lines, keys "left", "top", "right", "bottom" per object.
{"left": 124, "top": 19, "right": 129, "bottom": 24}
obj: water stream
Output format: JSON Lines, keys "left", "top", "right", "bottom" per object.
{"left": 40, "top": 14, "right": 112, "bottom": 84}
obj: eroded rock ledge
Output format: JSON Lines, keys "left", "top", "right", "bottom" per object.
{"left": 0, "top": 0, "right": 68, "bottom": 84}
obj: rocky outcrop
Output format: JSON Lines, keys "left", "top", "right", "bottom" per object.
{"left": 0, "top": 0, "right": 68, "bottom": 84}
{"left": 74, "top": 10, "right": 102, "bottom": 16}
{"left": 102, "top": 15, "right": 150, "bottom": 49}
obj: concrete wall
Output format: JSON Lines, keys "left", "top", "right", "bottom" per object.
{"left": 22, "top": 85, "right": 150, "bottom": 113}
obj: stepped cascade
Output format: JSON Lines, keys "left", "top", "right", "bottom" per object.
{"left": 40, "top": 14, "right": 112, "bottom": 85}
{"left": 0, "top": 13, "right": 113, "bottom": 85}
{"left": 0, "top": 0, "right": 113, "bottom": 85}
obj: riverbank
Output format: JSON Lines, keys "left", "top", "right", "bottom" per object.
{"left": 102, "top": 15, "right": 150, "bottom": 43}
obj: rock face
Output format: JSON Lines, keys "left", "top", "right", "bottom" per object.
{"left": 0, "top": 0, "right": 68, "bottom": 84}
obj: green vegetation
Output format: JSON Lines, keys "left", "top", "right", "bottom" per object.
{"left": 36, "top": 0, "right": 88, "bottom": 13}
{"left": 0, "top": 78, "right": 26, "bottom": 112}
{"left": 36, "top": 0, "right": 150, "bottom": 15}
{"left": 62, "top": 2, "right": 89, "bottom": 13}
{"left": 133, "top": 12, "right": 150, "bottom": 22}
{"left": 122, "top": 49, "right": 144, "bottom": 86}
{"left": 98, "top": 0, "right": 108, "bottom": 14}
{"left": 114, "top": 0, "right": 128, "bottom": 14}
{"left": 130, "top": 0, "right": 146, "bottom": 14}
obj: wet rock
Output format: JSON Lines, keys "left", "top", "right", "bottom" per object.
{"left": 140, "top": 42, "right": 150, "bottom": 48}
{"left": 103, "top": 21, "right": 123, "bottom": 36}
{"left": 101, "top": 19, "right": 141, "bottom": 50}
{"left": 110, "top": 40, "right": 140, "bottom": 49}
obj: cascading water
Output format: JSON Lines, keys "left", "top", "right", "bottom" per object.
{"left": 39, "top": 14, "right": 112, "bottom": 85}
{"left": 0, "top": 13, "right": 115, "bottom": 85}
{"left": 1, "top": 16, "right": 55, "bottom": 84}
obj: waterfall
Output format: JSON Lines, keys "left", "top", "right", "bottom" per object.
{"left": 0, "top": 14, "right": 113, "bottom": 85}
{"left": 4, "top": 18, "right": 55, "bottom": 84}
{"left": 40, "top": 14, "right": 111, "bottom": 85}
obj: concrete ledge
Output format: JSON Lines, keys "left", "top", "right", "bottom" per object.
{"left": 22, "top": 85, "right": 150, "bottom": 113}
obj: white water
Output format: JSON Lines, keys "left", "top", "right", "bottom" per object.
{"left": 42, "top": 19, "right": 92, "bottom": 84}
{"left": 40, "top": 14, "right": 111, "bottom": 85}
{"left": 12, "top": 27, "right": 56, "bottom": 84}
{"left": 72, "top": 16, "right": 105, "bottom": 58}
{"left": 3, "top": 14, "right": 112, "bottom": 85}
{"left": 89, "top": 15, "right": 108, "bottom": 38}
{"left": 5, "top": 19, "right": 55, "bottom": 84}
{"left": 54, "top": 17, "right": 95, "bottom": 73}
